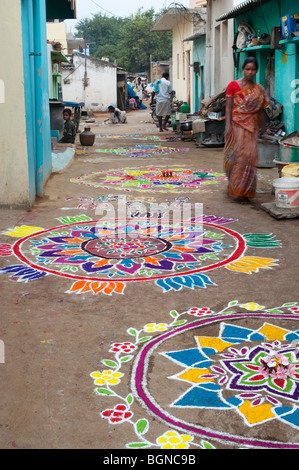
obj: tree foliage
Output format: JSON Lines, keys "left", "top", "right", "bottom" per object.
{"left": 74, "top": 8, "right": 172, "bottom": 73}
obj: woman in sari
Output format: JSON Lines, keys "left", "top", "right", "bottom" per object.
{"left": 224, "top": 57, "right": 270, "bottom": 201}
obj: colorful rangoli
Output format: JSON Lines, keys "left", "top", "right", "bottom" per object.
{"left": 70, "top": 166, "right": 227, "bottom": 193}
{"left": 0, "top": 215, "right": 280, "bottom": 296}
{"left": 96, "top": 135, "right": 168, "bottom": 141}
{"left": 95, "top": 145, "right": 188, "bottom": 158}
{"left": 90, "top": 301, "right": 299, "bottom": 449}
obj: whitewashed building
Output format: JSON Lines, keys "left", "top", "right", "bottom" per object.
{"left": 62, "top": 54, "right": 118, "bottom": 113}
{"left": 152, "top": 5, "right": 206, "bottom": 113}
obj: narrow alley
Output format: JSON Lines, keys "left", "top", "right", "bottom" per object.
{"left": 0, "top": 108, "right": 298, "bottom": 451}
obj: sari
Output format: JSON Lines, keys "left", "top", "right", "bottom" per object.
{"left": 224, "top": 81, "right": 270, "bottom": 198}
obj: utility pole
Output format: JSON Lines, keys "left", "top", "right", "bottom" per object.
{"left": 83, "top": 33, "right": 87, "bottom": 104}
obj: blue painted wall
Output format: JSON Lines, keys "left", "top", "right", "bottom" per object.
{"left": 21, "top": 0, "right": 52, "bottom": 201}
{"left": 21, "top": 0, "right": 36, "bottom": 205}
{"left": 234, "top": 0, "right": 299, "bottom": 134}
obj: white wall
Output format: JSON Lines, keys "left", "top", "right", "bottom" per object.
{"left": 172, "top": 18, "right": 194, "bottom": 112}
{"left": 46, "top": 22, "right": 68, "bottom": 53}
{"left": 62, "top": 55, "right": 117, "bottom": 113}
{"left": 0, "top": 1, "right": 30, "bottom": 207}
{"left": 205, "top": 0, "right": 235, "bottom": 97}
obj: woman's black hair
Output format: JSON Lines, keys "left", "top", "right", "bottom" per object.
{"left": 242, "top": 57, "right": 259, "bottom": 70}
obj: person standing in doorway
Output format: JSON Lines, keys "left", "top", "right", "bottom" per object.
{"left": 151, "top": 72, "right": 173, "bottom": 132}
{"left": 224, "top": 57, "right": 270, "bottom": 201}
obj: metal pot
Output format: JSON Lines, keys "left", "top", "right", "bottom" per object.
{"left": 180, "top": 121, "right": 193, "bottom": 132}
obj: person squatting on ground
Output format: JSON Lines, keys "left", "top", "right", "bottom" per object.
{"left": 151, "top": 72, "right": 174, "bottom": 132}
{"left": 105, "top": 105, "right": 127, "bottom": 124}
{"left": 224, "top": 57, "right": 270, "bottom": 202}
{"left": 59, "top": 108, "right": 76, "bottom": 144}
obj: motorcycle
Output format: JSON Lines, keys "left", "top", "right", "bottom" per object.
{"left": 149, "top": 92, "right": 177, "bottom": 127}
{"left": 149, "top": 98, "right": 159, "bottom": 127}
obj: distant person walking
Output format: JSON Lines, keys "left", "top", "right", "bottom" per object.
{"left": 151, "top": 72, "right": 173, "bottom": 132}
{"left": 135, "top": 77, "right": 145, "bottom": 107}
{"left": 224, "top": 57, "right": 269, "bottom": 201}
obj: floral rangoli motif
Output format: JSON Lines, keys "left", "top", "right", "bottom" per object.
{"left": 90, "top": 301, "right": 299, "bottom": 449}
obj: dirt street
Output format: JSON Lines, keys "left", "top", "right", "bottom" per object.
{"left": 0, "top": 107, "right": 298, "bottom": 453}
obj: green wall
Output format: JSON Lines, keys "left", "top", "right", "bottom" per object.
{"left": 193, "top": 36, "right": 206, "bottom": 111}
{"left": 234, "top": 0, "right": 299, "bottom": 133}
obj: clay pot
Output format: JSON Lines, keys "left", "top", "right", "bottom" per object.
{"left": 79, "top": 126, "right": 95, "bottom": 146}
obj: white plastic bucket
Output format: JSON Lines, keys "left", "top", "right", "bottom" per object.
{"left": 273, "top": 177, "right": 299, "bottom": 208}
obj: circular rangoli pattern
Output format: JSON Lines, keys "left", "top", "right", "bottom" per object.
{"left": 0, "top": 216, "right": 279, "bottom": 296}
{"left": 70, "top": 166, "right": 227, "bottom": 193}
{"left": 95, "top": 144, "right": 189, "bottom": 158}
{"left": 132, "top": 312, "right": 299, "bottom": 448}
{"left": 11, "top": 219, "right": 243, "bottom": 290}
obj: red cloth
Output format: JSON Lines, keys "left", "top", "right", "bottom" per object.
{"left": 224, "top": 81, "right": 270, "bottom": 198}
{"left": 226, "top": 80, "right": 242, "bottom": 97}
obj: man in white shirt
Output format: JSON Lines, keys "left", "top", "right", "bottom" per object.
{"left": 151, "top": 72, "right": 173, "bottom": 132}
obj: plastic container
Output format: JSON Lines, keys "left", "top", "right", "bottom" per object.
{"left": 281, "top": 14, "right": 299, "bottom": 38}
{"left": 180, "top": 102, "right": 190, "bottom": 113}
{"left": 273, "top": 177, "right": 299, "bottom": 208}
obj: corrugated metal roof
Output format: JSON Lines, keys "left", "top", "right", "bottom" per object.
{"left": 216, "top": 0, "right": 272, "bottom": 21}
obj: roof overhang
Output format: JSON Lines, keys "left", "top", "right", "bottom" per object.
{"left": 216, "top": 0, "right": 272, "bottom": 22}
{"left": 184, "top": 31, "right": 205, "bottom": 41}
{"left": 46, "top": 0, "right": 77, "bottom": 20}
{"left": 51, "top": 51, "right": 69, "bottom": 62}
{"left": 151, "top": 7, "right": 200, "bottom": 31}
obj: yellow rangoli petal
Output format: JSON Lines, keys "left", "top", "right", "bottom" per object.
{"left": 178, "top": 368, "right": 215, "bottom": 383}
{"left": 225, "top": 256, "right": 278, "bottom": 274}
{"left": 196, "top": 337, "right": 234, "bottom": 352}
{"left": 4, "top": 225, "right": 44, "bottom": 237}
{"left": 238, "top": 400, "right": 275, "bottom": 425}
{"left": 258, "top": 323, "right": 290, "bottom": 341}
